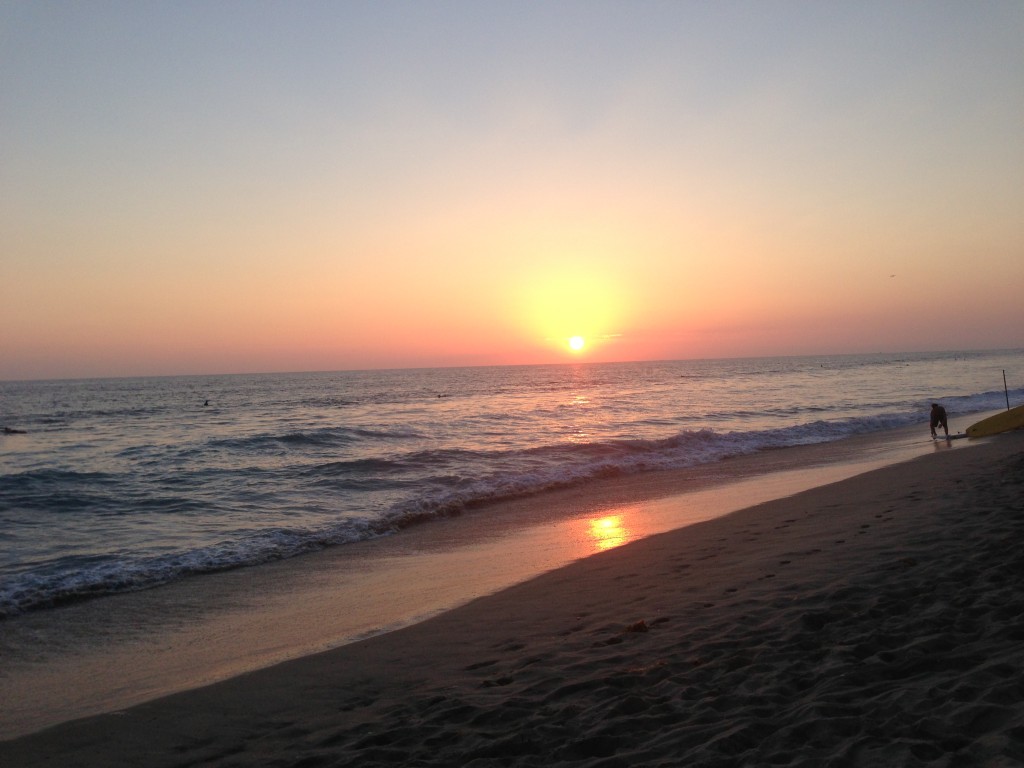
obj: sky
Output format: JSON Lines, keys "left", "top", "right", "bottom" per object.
{"left": 2, "top": 1, "right": 1022, "bottom": 380}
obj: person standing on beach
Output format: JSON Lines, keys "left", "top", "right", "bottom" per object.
{"left": 930, "top": 403, "right": 949, "bottom": 438}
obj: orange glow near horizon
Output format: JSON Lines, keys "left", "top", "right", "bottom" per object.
{"left": 3, "top": 4, "right": 1023, "bottom": 382}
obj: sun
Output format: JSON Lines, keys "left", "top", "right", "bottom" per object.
{"left": 568, "top": 335, "right": 586, "bottom": 351}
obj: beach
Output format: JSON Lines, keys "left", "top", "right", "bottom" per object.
{"left": 5, "top": 1, "right": 1023, "bottom": 763}
{"left": 3, "top": 430, "right": 1022, "bottom": 766}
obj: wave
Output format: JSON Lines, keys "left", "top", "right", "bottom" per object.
{"left": 3, "top": 386, "right": 1020, "bottom": 618}
{"left": 0, "top": 469, "right": 120, "bottom": 511}
{"left": 378, "top": 412, "right": 919, "bottom": 524}
{"left": 942, "top": 387, "right": 1024, "bottom": 415}
{"left": 368, "top": 386, "right": 1023, "bottom": 529}
{"left": 209, "top": 425, "right": 424, "bottom": 452}
{"left": 0, "top": 519, "right": 387, "bottom": 617}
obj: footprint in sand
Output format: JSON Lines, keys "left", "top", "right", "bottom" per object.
{"left": 465, "top": 659, "right": 499, "bottom": 671}
{"left": 480, "top": 676, "right": 515, "bottom": 688}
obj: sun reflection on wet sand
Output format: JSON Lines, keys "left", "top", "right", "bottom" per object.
{"left": 588, "top": 514, "right": 634, "bottom": 551}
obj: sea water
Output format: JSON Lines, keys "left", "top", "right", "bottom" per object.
{"left": 1, "top": 349, "right": 1021, "bottom": 618}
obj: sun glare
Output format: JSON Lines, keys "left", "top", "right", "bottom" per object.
{"left": 517, "top": 265, "right": 625, "bottom": 359}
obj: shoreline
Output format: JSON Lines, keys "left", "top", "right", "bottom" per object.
{"left": 0, "top": 418, "right": 983, "bottom": 741}
{"left": 3, "top": 431, "right": 1022, "bottom": 764}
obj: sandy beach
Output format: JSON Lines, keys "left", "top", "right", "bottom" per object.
{"left": 4, "top": 431, "right": 1024, "bottom": 766}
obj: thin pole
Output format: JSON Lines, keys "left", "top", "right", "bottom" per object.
{"left": 1005, "top": 370, "right": 1011, "bottom": 410}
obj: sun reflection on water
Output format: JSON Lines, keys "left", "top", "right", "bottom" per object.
{"left": 566, "top": 392, "right": 593, "bottom": 443}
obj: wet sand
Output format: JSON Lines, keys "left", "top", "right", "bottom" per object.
{"left": 3, "top": 429, "right": 1023, "bottom": 765}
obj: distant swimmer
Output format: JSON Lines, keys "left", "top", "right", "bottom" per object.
{"left": 204, "top": 400, "right": 210, "bottom": 407}
{"left": 3, "top": 426, "right": 26, "bottom": 434}
{"left": 930, "top": 403, "right": 949, "bottom": 438}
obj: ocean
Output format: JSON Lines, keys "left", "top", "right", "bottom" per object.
{"left": 2, "top": 349, "right": 1021, "bottom": 620}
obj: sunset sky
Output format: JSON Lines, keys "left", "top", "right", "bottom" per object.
{"left": 2, "top": 1, "right": 1022, "bottom": 380}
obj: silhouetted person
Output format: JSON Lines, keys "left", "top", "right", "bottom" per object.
{"left": 930, "top": 403, "right": 948, "bottom": 438}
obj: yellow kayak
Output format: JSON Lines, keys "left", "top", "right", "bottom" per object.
{"left": 966, "top": 404, "right": 1024, "bottom": 438}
